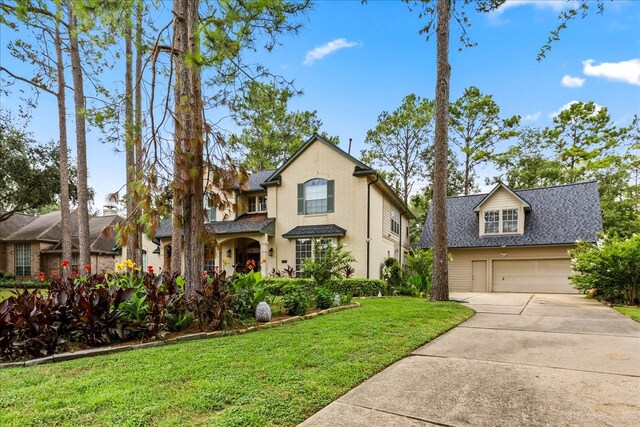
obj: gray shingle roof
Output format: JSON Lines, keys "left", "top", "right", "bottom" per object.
{"left": 419, "top": 181, "right": 603, "bottom": 249}
{"left": 282, "top": 224, "right": 347, "bottom": 239}
{"left": 207, "top": 214, "right": 275, "bottom": 235}
{"left": 156, "top": 214, "right": 275, "bottom": 239}
{"left": 5, "top": 211, "right": 64, "bottom": 241}
{"left": 0, "top": 214, "right": 36, "bottom": 240}
{"left": 229, "top": 170, "right": 274, "bottom": 192}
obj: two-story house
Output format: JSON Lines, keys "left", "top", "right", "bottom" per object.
{"left": 155, "top": 134, "right": 414, "bottom": 279}
{"left": 420, "top": 181, "right": 603, "bottom": 293}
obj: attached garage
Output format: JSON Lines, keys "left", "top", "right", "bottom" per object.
{"left": 492, "top": 258, "right": 575, "bottom": 294}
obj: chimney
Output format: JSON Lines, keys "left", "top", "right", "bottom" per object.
{"left": 103, "top": 204, "right": 118, "bottom": 216}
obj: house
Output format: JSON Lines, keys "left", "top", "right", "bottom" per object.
{"left": 0, "top": 210, "right": 122, "bottom": 279}
{"left": 155, "top": 134, "right": 414, "bottom": 279}
{"left": 419, "top": 181, "right": 603, "bottom": 293}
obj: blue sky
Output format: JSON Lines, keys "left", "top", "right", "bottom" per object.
{"left": 1, "top": 0, "right": 639, "bottom": 209}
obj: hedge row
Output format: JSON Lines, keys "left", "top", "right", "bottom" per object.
{"left": 0, "top": 280, "right": 47, "bottom": 289}
{"left": 262, "top": 277, "right": 388, "bottom": 297}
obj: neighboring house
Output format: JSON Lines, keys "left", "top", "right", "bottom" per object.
{"left": 0, "top": 211, "right": 122, "bottom": 279}
{"left": 156, "top": 134, "right": 414, "bottom": 279}
{"left": 420, "top": 181, "right": 603, "bottom": 293}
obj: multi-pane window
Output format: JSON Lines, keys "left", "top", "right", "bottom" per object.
{"left": 484, "top": 210, "right": 500, "bottom": 234}
{"left": 15, "top": 244, "right": 31, "bottom": 276}
{"left": 204, "top": 193, "right": 216, "bottom": 222}
{"left": 247, "top": 195, "right": 267, "bottom": 213}
{"left": 304, "top": 179, "right": 328, "bottom": 214}
{"left": 390, "top": 206, "right": 400, "bottom": 235}
{"left": 258, "top": 196, "right": 267, "bottom": 212}
{"left": 295, "top": 239, "right": 312, "bottom": 276}
{"left": 142, "top": 250, "right": 147, "bottom": 270}
{"left": 502, "top": 209, "right": 519, "bottom": 233}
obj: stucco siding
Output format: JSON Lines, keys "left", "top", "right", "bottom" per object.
{"left": 449, "top": 245, "right": 575, "bottom": 293}
{"left": 268, "top": 141, "right": 370, "bottom": 278}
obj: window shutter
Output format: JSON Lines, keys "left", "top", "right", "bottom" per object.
{"left": 327, "top": 180, "right": 335, "bottom": 212}
{"left": 297, "top": 183, "right": 304, "bottom": 215}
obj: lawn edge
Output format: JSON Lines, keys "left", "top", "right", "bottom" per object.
{"left": 0, "top": 302, "right": 361, "bottom": 369}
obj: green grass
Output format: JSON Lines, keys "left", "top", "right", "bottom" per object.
{"left": 0, "top": 298, "right": 473, "bottom": 426}
{"left": 614, "top": 306, "right": 640, "bottom": 322}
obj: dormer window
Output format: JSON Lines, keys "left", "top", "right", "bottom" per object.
{"left": 502, "top": 209, "right": 518, "bottom": 233}
{"left": 484, "top": 209, "right": 519, "bottom": 234}
{"left": 484, "top": 210, "right": 500, "bottom": 234}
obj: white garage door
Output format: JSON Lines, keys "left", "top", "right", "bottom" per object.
{"left": 492, "top": 259, "right": 576, "bottom": 293}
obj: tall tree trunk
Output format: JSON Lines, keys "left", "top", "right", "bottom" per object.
{"left": 172, "top": 0, "right": 204, "bottom": 295}
{"left": 124, "top": 12, "right": 139, "bottom": 265}
{"left": 464, "top": 144, "right": 470, "bottom": 195}
{"left": 67, "top": 2, "right": 91, "bottom": 274}
{"left": 429, "top": 0, "right": 450, "bottom": 301}
{"left": 55, "top": 6, "right": 71, "bottom": 273}
{"left": 133, "top": 0, "right": 143, "bottom": 266}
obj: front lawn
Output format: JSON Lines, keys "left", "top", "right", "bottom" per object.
{"left": 0, "top": 297, "right": 473, "bottom": 426}
{"left": 614, "top": 306, "right": 640, "bottom": 322}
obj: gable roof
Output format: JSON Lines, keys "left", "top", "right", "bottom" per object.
{"left": 262, "top": 133, "right": 414, "bottom": 218}
{"left": 420, "top": 181, "right": 602, "bottom": 249}
{"left": 473, "top": 182, "right": 531, "bottom": 212}
{"left": 263, "top": 134, "right": 373, "bottom": 185}
{"left": 5, "top": 211, "right": 64, "bottom": 241}
{"left": 6, "top": 211, "right": 122, "bottom": 254}
{"left": 0, "top": 214, "right": 36, "bottom": 240}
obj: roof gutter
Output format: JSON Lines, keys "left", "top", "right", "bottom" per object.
{"left": 367, "top": 174, "right": 379, "bottom": 279}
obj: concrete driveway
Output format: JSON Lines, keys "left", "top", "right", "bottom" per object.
{"left": 301, "top": 293, "right": 640, "bottom": 427}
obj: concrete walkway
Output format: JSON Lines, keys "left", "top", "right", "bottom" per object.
{"left": 301, "top": 293, "right": 640, "bottom": 427}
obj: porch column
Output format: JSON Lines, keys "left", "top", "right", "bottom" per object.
{"left": 260, "top": 235, "right": 269, "bottom": 274}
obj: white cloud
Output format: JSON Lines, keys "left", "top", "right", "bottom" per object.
{"left": 549, "top": 100, "right": 603, "bottom": 118}
{"left": 303, "top": 38, "right": 359, "bottom": 66}
{"left": 561, "top": 75, "right": 585, "bottom": 88}
{"left": 524, "top": 112, "right": 541, "bottom": 121}
{"left": 495, "top": 0, "right": 576, "bottom": 14}
{"left": 582, "top": 59, "right": 640, "bottom": 86}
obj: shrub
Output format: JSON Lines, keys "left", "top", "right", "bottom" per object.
{"left": 302, "top": 240, "right": 355, "bottom": 286}
{"left": 231, "top": 270, "right": 271, "bottom": 320}
{"left": 325, "top": 278, "right": 387, "bottom": 296}
{"left": 282, "top": 286, "right": 308, "bottom": 316}
{"left": 142, "top": 272, "right": 186, "bottom": 337}
{"left": 405, "top": 248, "right": 433, "bottom": 294}
{"left": 381, "top": 257, "right": 405, "bottom": 289}
{"left": 262, "top": 278, "right": 314, "bottom": 295}
{"left": 314, "top": 287, "right": 333, "bottom": 309}
{"left": 570, "top": 235, "right": 640, "bottom": 305}
{"left": 189, "top": 270, "right": 236, "bottom": 331}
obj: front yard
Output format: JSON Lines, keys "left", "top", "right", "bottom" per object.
{"left": 0, "top": 297, "right": 473, "bottom": 426}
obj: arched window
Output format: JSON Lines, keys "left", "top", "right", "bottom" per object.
{"left": 304, "top": 179, "right": 328, "bottom": 214}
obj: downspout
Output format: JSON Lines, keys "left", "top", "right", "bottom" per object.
{"left": 367, "top": 174, "right": 379, "bottom": 279}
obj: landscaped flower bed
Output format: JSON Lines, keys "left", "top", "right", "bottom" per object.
{"left": 0, "top": 260, "right": 354, "bottom": 363}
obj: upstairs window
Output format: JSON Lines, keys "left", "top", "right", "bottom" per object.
{"left": 258, "top": 196, "right": 267, "bottom": 212}
{"left": 247, "top": 195, "right": 267, "bottom": 213}
{"left": 390, "top": 206, "right": 400, "bottom": 235}
{"left": 204, "top": 193, "right": 216, "bottom": 222}
{"left": 304, "top": 179, "right": 327, "bottom": 214}
{"left": 298, "top": 179, "right": 334, "bottom": 215}
{"left": 484, "top": 210, "right": 500, "bottom": 234}
{"left": 502, "top": 209, "right": 519, "bottom": 233}
{"left": 15, "top": 243, "right": 31, "bottom": 276}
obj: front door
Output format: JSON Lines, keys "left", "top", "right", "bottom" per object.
{"left": 471, "top": 260, "right": 487, "bottom": 292}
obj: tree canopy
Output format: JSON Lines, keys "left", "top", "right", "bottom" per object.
{"left": 0, "top": 112, "right": 79, "bottom": 222}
